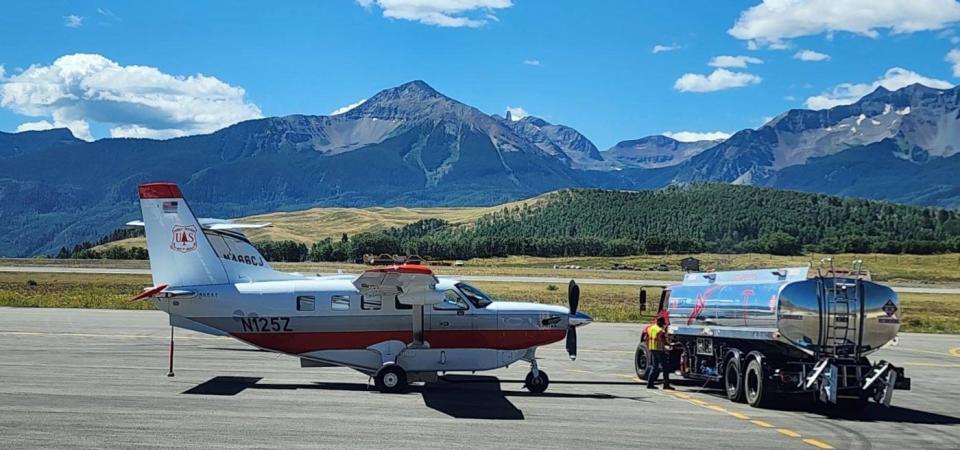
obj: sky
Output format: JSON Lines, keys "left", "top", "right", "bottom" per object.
{"left": 2, "top": 1, "right": 960, "bottom": 149}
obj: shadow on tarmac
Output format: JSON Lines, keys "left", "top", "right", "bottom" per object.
{"left": 182, "top": 374, "right": 652, "bottom": 420}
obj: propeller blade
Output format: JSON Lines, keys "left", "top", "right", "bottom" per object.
{"left": 566, "top": 326, "right": 578, "bottom": 361}
{"left": 129, "top": 284, "right": 168, "bottom": 302}
{"left": 568, "top": 280, "right": 580, "bottom": 315}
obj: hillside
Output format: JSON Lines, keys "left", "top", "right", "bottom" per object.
{"left": 94, "top": 196, "right": 542, "bottom": 252}
{"left": 95, "top": 184, "right": 960, "bottom": 261}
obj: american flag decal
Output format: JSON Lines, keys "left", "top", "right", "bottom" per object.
{"left": 162, "top": 201, "right": 178, "bottom": 214}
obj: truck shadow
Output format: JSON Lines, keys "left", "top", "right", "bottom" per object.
{"left": 183, "top": 375, "right": 651, "bottom": 420}
{"left": 683, "top": 385, "right": 960, "bottom": 425}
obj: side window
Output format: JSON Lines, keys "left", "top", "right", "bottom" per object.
{"left": 434, "top": 290, "right": 468, "bottom": 310}
{"left": 331, "top": 295, "right": 350, "bottom": 311}
{"left": 297, "top": 295, "right": 315, "bottom": 311}
{"left": 394, "top": 295, "right": 412, "bottom": 310}
{"left": 361, "top": 295, "right": 382, "bottom": 311}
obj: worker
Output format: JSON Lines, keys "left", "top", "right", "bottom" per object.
{"left": 646, "top": 315, "right": 673, "bottom": 390}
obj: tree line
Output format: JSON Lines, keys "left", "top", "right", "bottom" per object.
{"left": 57, "top": 184, "right": 960, "bottom": 262}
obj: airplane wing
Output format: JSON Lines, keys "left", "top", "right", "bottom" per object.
{"left": 352, "top": 265, "right": 443, "bottom": 305}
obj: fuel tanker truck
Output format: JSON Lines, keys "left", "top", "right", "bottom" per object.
{"left": 634, "top": 265, "right": 911, "bottom": 408}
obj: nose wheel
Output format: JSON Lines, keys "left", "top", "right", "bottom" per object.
{"left": 524, "top": 359, "right": 550, "bottom": 394}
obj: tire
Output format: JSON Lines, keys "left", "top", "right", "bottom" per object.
{"left": 724, "top": 356, "right": 745, "bottom": 403}
{"left": 525, "top": 370, "right": 550, "bottom": 394}
{"left": 374, "top": 364, "right": 407, "bottom": 394}
{"left": 744, "top": 358, "right": 769, "bottom": 408}
{"left": 634, "top": 342, "right": 650, "bottom": 381}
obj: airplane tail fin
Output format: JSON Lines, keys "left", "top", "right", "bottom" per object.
{"left": 138, "top": 182, "right": 297, "bottom": 287}
{"left": 138, "top": 183, "right": 230, "bottom": 287}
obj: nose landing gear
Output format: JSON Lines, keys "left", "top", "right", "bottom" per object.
{"left": 524, "top": 359, "right": 550, "bottom": 394}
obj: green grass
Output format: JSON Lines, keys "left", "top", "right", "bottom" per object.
{"left": 2, "top": 272, "right": 957, "bottom": 334}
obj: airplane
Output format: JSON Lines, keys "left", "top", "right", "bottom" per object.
{"left": 129, "top": 182, "right": 593, "bottom": 393}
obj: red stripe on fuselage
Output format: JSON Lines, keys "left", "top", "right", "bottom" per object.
{"left": 231, "top": 329, "right": 567, "bottom": 354}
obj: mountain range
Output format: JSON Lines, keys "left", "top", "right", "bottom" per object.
{"left": 1, "top": 80, "right": 959, "bottom": 256}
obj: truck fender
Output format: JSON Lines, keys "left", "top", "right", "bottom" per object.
{"left": 746, "top": 350, "right": 765, "bottom": 366}
{"left": 724, "top": 348, "right": 744, "bottom": 367}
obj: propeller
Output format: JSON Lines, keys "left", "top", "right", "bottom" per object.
{"left": 566, "top": 280, "right": 580, "bottom": 360}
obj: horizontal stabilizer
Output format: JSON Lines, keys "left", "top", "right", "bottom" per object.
{"left": 126, "top": 218, "right": 271, "bottom": 230}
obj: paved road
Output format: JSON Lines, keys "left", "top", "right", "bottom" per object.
{"left": 1, "top": 308, "right": 958, "bottom": 449}
{"left": 2, "top": 265, "right": 959, "bottom": 294}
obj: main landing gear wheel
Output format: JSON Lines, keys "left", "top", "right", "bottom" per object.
{"left": 374, "top": 364, "right": 407, "bottom": 394}
{"left": 525, "top": 370, "right": 550, "bottom": 394}
{"left": 634, "top": 342, "right": 650, "bottom": 381}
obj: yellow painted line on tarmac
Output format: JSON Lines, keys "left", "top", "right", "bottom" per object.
{"left": 565, "top": 368, "right": 595, "bottom": 374}
{"left": 897, "top": 361, "right": 960, "bottom": 368}
{"left": 893, "top": 347, "right": 959, "bottom": 358}
{"left": 750, "top": 420, "right": 774, "bottom": 428}
{"left": 728, "top": 412, "right": 750, "bottom": 420}
{"left": 671, "top": 392, "right": 691, "bottom": 399}
{"left": 803, "top": 438, "right": 835, "bottom": 449}
{"left": 707, "top": 405, "right": 727, "bottom": 413}
{"left": 777, "top": 429, "right": 802, "bottom": 438}
{"left": 616, "top": 373, "right": 640, "bottom": 381}
{"left": 688, "top": 398, "right": 708, "bottom": 406}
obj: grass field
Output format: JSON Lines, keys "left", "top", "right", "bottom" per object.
{"left": 2, "top": 272, "right": 957, "bottom": 333}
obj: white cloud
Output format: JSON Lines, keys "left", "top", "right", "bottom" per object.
{"left": 15, "top": 120, "right": 56, "bottom": 133}
{"left": 804, "top": 67, "right": 953, "bottom": 110}
{"left": 505, "top": 106, "right": 528, "bottom": 121}
{"left": 64, "top": 15, "right": 83, "bottom": 28}
{"left": 793, "top": 49, "right": 831, "bottom": 62}
{"left": 0, "top": 65, "right": 5, "bottom": 80}
{"left": 522, "top": 59, "right": 541, "bottom": 66}
{"left": 97, "top": 7, "right": 119, "bottom": 20}
{"left": 356, "top": 0, "right": 513, "bottom": 28}
{"left": 663, "top": 131, "right": 731, "bottom": 142}
{"left": 708, "top": 55, "right": 763, "bottom": 68}
{"left": 730, "top": 0, "right": 960, "bottom": 47}
{"left": 947, "top": 49, "right": 960, "bottom": 77}
{"left": 0, "top": 53, "right": 262, "bottom": 141}
{"left": 674, "top": 69, "right": 762, "bottom": 93}
{"left": 330, "top": 98, "right": 367, "bottom": 115}
{"left": 652, "top": 44, "right": 681, "bottom": 54}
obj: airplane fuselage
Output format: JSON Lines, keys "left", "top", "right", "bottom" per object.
{"left": 155, "top": 277, "right": 572, "bottom": 374}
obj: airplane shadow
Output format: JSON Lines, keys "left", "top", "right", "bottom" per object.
{"left": 686, "top": 385, "right": 960, "bottom": 425}
{"left": 183, "top": 375, "right": 652, "bottom": 420}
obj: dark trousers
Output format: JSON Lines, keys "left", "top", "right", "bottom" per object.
{"left": 646, "top": 350, "right": 671, "bottom": 388}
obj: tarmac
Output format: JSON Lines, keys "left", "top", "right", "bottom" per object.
{"left": 1, "top": 265, "right": 958, "bottom": 294}
{"left": 0, "top": 308, "right": 958, "bottom": 449}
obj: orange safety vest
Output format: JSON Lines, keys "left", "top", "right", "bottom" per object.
{"left": 648, "top": 324, "right": 663, "bottom": 351}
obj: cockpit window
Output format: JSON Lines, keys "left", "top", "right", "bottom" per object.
{"left": 456, "top": 282, "right": 495, "bottom": 308}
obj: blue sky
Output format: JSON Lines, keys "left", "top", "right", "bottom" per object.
{"left": 2, "top": 1, "right": 960, "bottom": 149}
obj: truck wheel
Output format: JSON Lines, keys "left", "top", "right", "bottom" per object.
{"left": 724, "top": 357, "right": 745, "bottom": 403}
{"left": 634, "top": 343, "right": 650, "bottom": 381}
{"left": 744, "top": 358, "right": 769, "bottom": 408}
{"left": 374, "top": 364, "right": 407, "bottom": 394}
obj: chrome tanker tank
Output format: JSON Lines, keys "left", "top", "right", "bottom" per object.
{"left": 665, "top": 267, "right": 901, "bottom": 357}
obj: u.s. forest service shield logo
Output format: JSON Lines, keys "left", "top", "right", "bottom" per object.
{"left": 171, "top": 225, "right": 198, "bottom": 253}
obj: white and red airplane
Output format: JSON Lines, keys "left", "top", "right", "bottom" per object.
{"left": 129, "top": 182, "right": 592, "bottom": 393}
